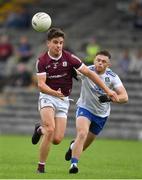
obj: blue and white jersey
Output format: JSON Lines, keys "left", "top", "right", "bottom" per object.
{"left": 77, "top": 65, "right": 123, "bottom": 117}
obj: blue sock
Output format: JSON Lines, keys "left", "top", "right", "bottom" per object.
{"left": 71, "top": 157, "right": 78, "bottom": 164}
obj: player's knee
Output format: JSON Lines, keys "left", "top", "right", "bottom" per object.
{"left": 44, "top": 126, "right": 55, "bottom": 139}
{"left": 52, "top": 136, "right": 63, "bottom": 145}
{"left": 78, "top": 129, "right": 88, "bottom": 140}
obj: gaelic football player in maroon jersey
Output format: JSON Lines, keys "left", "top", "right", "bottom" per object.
{"left": 31, "top": 28, "right": 118, "bottom": 173}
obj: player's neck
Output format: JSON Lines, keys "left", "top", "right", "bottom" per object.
{"left": 96, "top": 70, "right": 106, "bottom": 75}
{"left": 48, "top": 51, "right": 62, "bottom": 60}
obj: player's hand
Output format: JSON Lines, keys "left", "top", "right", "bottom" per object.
{"left": 56, "top": 88, "right": 65, "bottom": 100}
{"left": 109, "top": 95, "right": 120, "bottom": 103}
{"left": 107, "top": 90, "right": 119, "bottom": 102}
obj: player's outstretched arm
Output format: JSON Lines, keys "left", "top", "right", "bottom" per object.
{"left": 78, "top": 65, "right": 118, "bottom": 101}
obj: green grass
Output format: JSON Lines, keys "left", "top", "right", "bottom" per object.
{"left": 0, "top": 135, "right": 142, "bottom": 179}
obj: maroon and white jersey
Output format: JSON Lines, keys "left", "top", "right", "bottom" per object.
{"left": 36, "top": 50, "right": 83, "bottom": 96}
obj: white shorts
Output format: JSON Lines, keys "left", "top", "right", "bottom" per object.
{"left": 38, "top": 93, "right": 70, "bottom": 118}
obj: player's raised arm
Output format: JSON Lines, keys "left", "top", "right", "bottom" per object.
{"left": 78, "top": 64, "right": 118, "bottom": 101}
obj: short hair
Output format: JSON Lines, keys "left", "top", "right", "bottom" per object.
{"left": 47, "top": 28, "right": 65, "bottom": 40}
{"left": 96, "top": 50, "right": 111, "bottom": 59}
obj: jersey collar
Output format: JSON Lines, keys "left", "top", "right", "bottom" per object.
{"left": 48, "top": 51, "right": 62, "bottom": 61}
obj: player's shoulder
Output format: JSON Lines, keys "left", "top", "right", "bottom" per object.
{"left": 106, "top": 68, "right": 118, "bottom": 77}
{"left": 38, "top": 51, "right": 48, "bottom": 60}
{"left": 63, "top": 50, "right": 80, "bottom": 59}
{"left": 37, "top": 52, "right": 50, "bottom": 66}
{"left": 62, "top": 50, "right": 73, "bottom": 61}
{"left": 63, "top": 49, "right": 82, "bottom": 64}
{"left": 62, "top": 49, "right": 71, "bottom": 57}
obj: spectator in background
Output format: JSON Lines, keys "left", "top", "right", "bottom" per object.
{"left": 129, "top": 0, "right": 142, "bottom": 29}
{"left": 0, "top": 35, "right": 13, "bottom": 62}
{"left": 16, "top": 35, "right": 33, "bottom": 63}
{"left": 5, "top": 6, "right": 31, "bottom": 29}
{"left": 10, "top": 63, "right": 32, "bottom": 87}
{"left": 118, "top": 49, "right": 131, "bottom": 76}
{"left": 129, "top": 49, "right": 142, "bottom": 74}
{"left": 84, "top": 37, "right": 101, "bottom": 65}
{"left": 0, "top": 34, "right": 14, "bottom": 91}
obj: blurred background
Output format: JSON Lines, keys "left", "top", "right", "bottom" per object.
{"left": 0, "top": 0, "right": 142, "bottom": 140}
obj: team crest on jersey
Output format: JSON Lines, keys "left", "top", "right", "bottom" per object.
{"left": 105, "top": 77, "right": 110, "bottom": 82}
{"left": 45, "top": 65, "right": 51, "bottom": 69}
{"left": 53, "top": 62, "right": 58, "bottom": 69}
{"left": 47, "top": 65, "right": 51, "bottom": 68}
{"left": 62, "top": 61, "right": 67, "bottom": 67}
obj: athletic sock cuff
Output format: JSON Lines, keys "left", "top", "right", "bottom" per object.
{"left": 71, "top": 157, "right": 78, "bottom": 164}
{"left": 38, "top": 162, "right": 45, "bottom": 165}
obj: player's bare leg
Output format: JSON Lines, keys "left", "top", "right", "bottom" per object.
{"left": 37, "top": 107, "right": 55, "bottom": 173}
{"left": 83, "top": 131, "right": 96, "bottom": 151}
{"left": 65, "top": 128, "right": 96, "bottom": 161}
{"left": 69, "top": 117, "right": 90, "bottom": 173}
{"left": 72, "top": 117, "right": 90, "bottom": 159}
{"left": 52, "top": 117, "right": 67, "bottom": 145}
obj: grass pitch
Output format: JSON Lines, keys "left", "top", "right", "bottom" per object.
{"left": 0, "top": 135, "right": 142, "bottom": 179}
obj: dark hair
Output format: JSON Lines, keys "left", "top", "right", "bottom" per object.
{"left": 47, "top": 28, "right": 65, "bottom": 40}
{"left": 96, "top": 50, "right": 111, "bottom": 59}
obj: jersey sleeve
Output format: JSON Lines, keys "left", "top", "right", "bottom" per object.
{"left": 70, "top": 54, "right": 83, "bottom": 69}
{"left": 112, "top": 74, "right": 123, "bottom": 89}
{"left": 36, "top": 58, "right": 46, "bottom": 75}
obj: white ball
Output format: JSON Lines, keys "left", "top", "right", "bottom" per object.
{"left": 31, "top": 12, "right": 52, "bottom": 32}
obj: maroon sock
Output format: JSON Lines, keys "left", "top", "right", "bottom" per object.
{"left": 37, "top": 162, "right": 45, "bottom": 172}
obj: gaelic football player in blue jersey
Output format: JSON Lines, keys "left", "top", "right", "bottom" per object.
{"left": 65, "top": 50, "right": 128, "bottom": 174}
